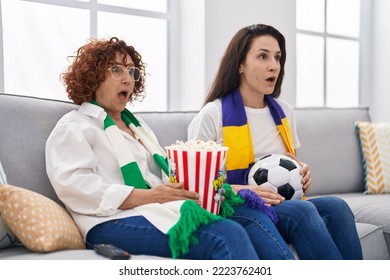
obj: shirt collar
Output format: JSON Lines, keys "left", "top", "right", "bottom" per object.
{"left": 79, "top": 102, "right": 107, "bottom": 124}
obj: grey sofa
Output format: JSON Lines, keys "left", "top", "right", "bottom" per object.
{"left": 0, "top": 93, "right": 389, "bottom": 260}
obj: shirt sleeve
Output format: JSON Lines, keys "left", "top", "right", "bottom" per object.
{"left": 45, "top": 122, "right": 132, "bottom": 217}
{"left": 187, "top": 100, "right": 223, "bottom": 144}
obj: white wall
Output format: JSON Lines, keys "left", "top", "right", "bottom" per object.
{"left": 371, "top": 0, "right": 390, "bottom": 121}
{"left": 175, "top": 0, "right": 206, "bottom": 111}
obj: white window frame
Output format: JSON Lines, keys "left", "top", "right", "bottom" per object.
{"left": 0, "top": 0, "right": 179, "bottom": 111}
{"left": 296, "top": 0, "right": 370, "bottom": 107}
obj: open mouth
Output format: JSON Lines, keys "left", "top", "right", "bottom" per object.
{"left": 118, "top": 91, "right": 129, "bottom": 100}
{"left": 266, "top": 77, "right": 276, "bottom": 83}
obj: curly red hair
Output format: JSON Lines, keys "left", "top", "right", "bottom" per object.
{"left": 61, "top": 37, "right": 146, "bottom": 105}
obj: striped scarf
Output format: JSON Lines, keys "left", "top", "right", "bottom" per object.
{"left": 91, "top": 101, "right": 221, "bottom": 258}
{"left": 222, "top": 89, "right": 295, "bottom": 185}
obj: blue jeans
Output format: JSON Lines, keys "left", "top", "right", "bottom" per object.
{"left": 273, "top": 197, "right": 363, "bottom": 260}
{"left": 86, "top": 215, "right": 259, "bottom": 259}
{"left": 231, "top": 205, "right": 294, "bottom": 259}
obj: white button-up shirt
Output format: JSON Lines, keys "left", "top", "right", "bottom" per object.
{"left": 45, "top": 102, "right": 165, "bottom": 239}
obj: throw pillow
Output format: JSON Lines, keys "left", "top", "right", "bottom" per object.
{"left": 0, "top": 161, "right": 17, "bottom": 249}
{"left": 0, "top": 184, "right": 85, "bottom": 252}
{"left": 355, "top": 121, "right": 390, "bottom": 194}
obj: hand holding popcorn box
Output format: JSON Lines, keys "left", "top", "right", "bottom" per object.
{"left": 165, "top": 140, "right": 228, "bottom": 215}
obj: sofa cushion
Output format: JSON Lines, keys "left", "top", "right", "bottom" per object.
{"left": 295, "top": 107, "right": 370, "bottom": 196}
{"left": 135, "top": 111, "right": 198, "bottom": 148}
{"left": 355, "top": 121, "right": 390, "bottom": 194}
{"left": 0, "top": 184, "right": 85, "bottom": 252}
{"left": 326, "top": 192, "right": 390, "bottom": 253}
{"left": 0, "top": 93, "right": 79, "bottom": 205}
{"left": 356, "top": 222, "right": 389, "bottom": 260}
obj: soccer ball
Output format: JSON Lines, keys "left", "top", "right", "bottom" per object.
{"left": 247, "top": 154, "right": 304, "bottom": 200}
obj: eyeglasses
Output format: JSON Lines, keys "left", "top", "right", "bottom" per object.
{"left": 107, "top": 65, "right": 141, "bottom": 81}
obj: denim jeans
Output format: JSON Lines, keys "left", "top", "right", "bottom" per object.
{"left": 273, "top": 196, "right": 363, "bottom": 260}
{"left": 86, "top": 215, "right": 259, "bottom": 259}
{"left": 86, "top": 196, "right": 362, "bottom": 260}
{"left": 231, "top": 205, "right": 295, "bottom": 259}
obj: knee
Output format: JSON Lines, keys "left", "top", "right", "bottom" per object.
{"left": 207, "top": 220, "right": 258, "bottom": 259}
{"left": 281, "top": 200, "right": 319, "bottom": 220}
{"left": 310, "top": 197, "right": 355, "bottom": 222}
{"left": 217, "top": 220, "right": 249, "bottom": 242}
{"left": 325, "top": 197, "right": 355, "bottom": 220}
{"left": 319, "top": 197, "right": 353, "bottom": 215}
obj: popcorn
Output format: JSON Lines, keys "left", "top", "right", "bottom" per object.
{"left": 165, "top": 140, "right": 228, "bottom": 214}
{"left": 165, "top": 140, "right": 225, "bottom": 151}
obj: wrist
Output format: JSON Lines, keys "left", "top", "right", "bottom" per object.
{"left": 231, "top": 184, "right": 247, "bottom": 195}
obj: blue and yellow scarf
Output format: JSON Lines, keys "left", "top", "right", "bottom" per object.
{"left": 222, "top": 89, "right": 295, "bottom": 185}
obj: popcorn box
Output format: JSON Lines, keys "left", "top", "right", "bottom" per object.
{"left": 166, "top": 140, "right": 228, "bottom": 215}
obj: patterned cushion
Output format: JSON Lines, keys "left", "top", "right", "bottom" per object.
{"left": 0, "top": 161, "right": 17, "bottom": 249}
{"left": 355, "top": 121, "right": 390, "bottom": 194}
{"left": 0, "top": 184, "right": 85, "bottom": 252}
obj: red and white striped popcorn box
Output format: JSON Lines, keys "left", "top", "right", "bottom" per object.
{"left": 166, "top": 141, "right": 228, "bottom": 215}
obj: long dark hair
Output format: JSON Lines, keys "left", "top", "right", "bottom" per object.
{"left": 204, "top": 24, "right": 286, "bottom": 105}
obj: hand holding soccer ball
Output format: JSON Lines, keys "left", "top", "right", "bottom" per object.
{"left": 247, "top": 154, "right": 304, "bottom": 200}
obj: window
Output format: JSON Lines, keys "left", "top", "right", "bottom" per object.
{"left": 296, "top": 0, "right": 361, "bottom": 107}
{"left": 0, "top": 0, "right": 172, "bottom": 111}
